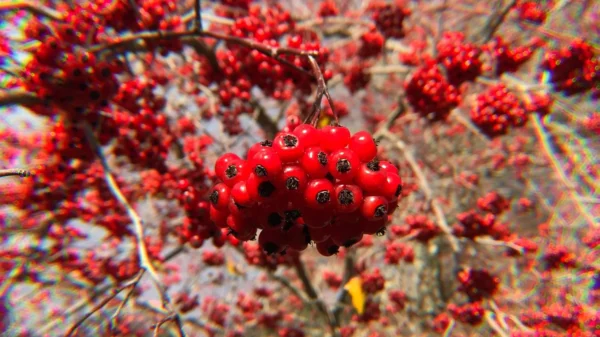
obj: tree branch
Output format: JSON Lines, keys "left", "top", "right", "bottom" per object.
{"left": 0, "top": 168, "right": 31, "bottom": 179}
{"left": 0, "top": 90, "right": 42, "bottom": 108}
{"left": 0, "top": 0, "right": 64, "bottom": 20}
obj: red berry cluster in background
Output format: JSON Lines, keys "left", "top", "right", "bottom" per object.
{"left": 208, "top": 124, "right": 403, "bottom": 256}
{"left": 405, "top": 61, "right": 461, "bottom": 121}
{"left": 369, "top": 1, "right": 411, "bottom": 39}
{"left": 470, "top": 83, "right": 528, "bottom": 137}
{"left": 436, "top": 32, "right": 482, "bottom": 85}
{"left": 541, "top": 39, "right": 600, "bottom": 97}
{"left": 514, "top": 0, "right": 547, "bottom": 24}
{"left": 485, "top": 37, "right": 541, "bottom": 76}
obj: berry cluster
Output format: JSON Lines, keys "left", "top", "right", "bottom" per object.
{"left": 358, "top": 29, "right": 385, "bottom": 59}
{"left": 405, "top": 61, "right": 461, "bottom": 121}
{"left": 369, "top": 2, "right": 411, "bottom": 39}
{"left": 457, "top": 268, "right": 499, "bottom": 301}
{"left": 447, "top": 302, "right": 485, "bottom": 325}
{"left": 541, "top": 39, "right": 599, "bottom": 97}
{"left": 470, "top": 84, "right": 527, "bottom": 137}
{"left": 436, "top": 32, "right": 482, "bottom": 85}
{"left": 515, "top": 1, "right": 546, "bottom": 24}
{"left": 208, "top": 124, "right": 403, "bottom": 256}
{"left": 486, "top": 37, "right": 540, "bottom": 76}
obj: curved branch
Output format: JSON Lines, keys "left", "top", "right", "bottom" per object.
{"left": 0, "top": 90, "right": 42, "bottom": 108}
{"left": 0, "top": 0, "right": 64, "bottom": 20}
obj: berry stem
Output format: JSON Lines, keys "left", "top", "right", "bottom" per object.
{"left": 0, "top": 168, "right": 31, "bottom": 179}
{"left": 305, "top": 55, "right": 336, "bottom": 126}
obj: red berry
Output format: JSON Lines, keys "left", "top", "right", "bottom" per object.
{"left": 247, "top": 140, "right": 273, "bottom": 160}
{"left": 316, "top": 238, "right": 340, "bottom": 256}
{"left": 361, "top": 196, "right": 389, "bottom": 221}
{"left": 278, "top": 165, "right": 308, "bottom": 195}
{"left": 308, "top": 225, "right": 332, "bottom": 243}
{"left": 215, "top": 153, "right": 241, "bottom": 177}
{"left": 221, "top": 159, "right": 250, "bottom": 187}
{"left": 304, "top": 179, "right": 334, "bottom": 209}
{"left": 301, "top": 147, "right": 329, "bottom": 178}
{"left": 250, "top": 149, "right": 283, "bottom": 178}
{"left": 378, "top": 160, "right": 399, "bottom": 175}
{"left": 209, "top": 183, "right": 230, "bottom": 211}
{"left": 283, "top": 224, "right": 310, "bottom": 251}
{"left": 210, "top": 205, "right": 228, "bottom": 228}
{"left": 356, "top": 160, "right": 387, "bottom": 194}
{"left": 382, "top": 174, "right": 403, "bottom": 201}
{"left": 363, "top": 216, "right": 387, "bottom": 235}
{"left": 350, "top": 131, "right": 378, "bottom": 162}
{"left": 258, "top": 228, "right": 288, "bottom": 255}
{"left": 320, "top": 125, "right": 351, "bottom": 152}
{"left": 272, "top": 132, "right": 305, "bottom": 163}
{"left": 328, "top": 148, "right": 361, "bottom": 182}
{"left": 333, "top": 184, "right": 363, "bottom": 213}
{"left": 293, "top": 124, "right": 321, "bottom": 148}
{"left": 231, "top": 181, "right": 255, "bottom": 207}
{"left": 227, "top": 215, "right": 257, "bottom": 241}
{"left": 301, "top": 207, "right": 334, "bottom": 228}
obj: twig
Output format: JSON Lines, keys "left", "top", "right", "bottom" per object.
{"left": 82, "top": 123, "right": 187, "bottom": 336}
{"left": 375, "top": 129, "right": 460, "bottom": 251}
{"left": 269, "top": 272, "right": 309, "bottom": 303}
{"left": 474, "top": 237, "right": 524, "bottom": 255}
{"left": 193, "top": 0, "right": 202, "bottom": 32}
{"left": 152, "top": 314, "right": 175, "bottom": 337}
{"left": 109, "top": 270, "right": 145, "bottom": 333}
{"left": 442, "top": 319, "right": 456, "bottom": 337}
{"left": 292, "top": 255, "right": 339, "bottom": 336}
{"left": 530, "top": 114, "right": 598, "bottom": 227}
{"left": 485, "top": 310, "right": 510, "bottom": 337}
{"left": 0, "top": 168, "right": 31, "bottom": 178}
{"left": 0, "top": 90, "right": 42, "bottom": 108}
{"left": 65, "top": 271, "right": 144, "bottom": 337}
{"left": 476, "top": 0, "right": 518, "bottom": 43}
{"left": 305, "top": 55, "right": 336, "bottom": 125}
{"left": 331, "top": 250, "right": 355, "bottom": 324}
{"left": 0, "top": 0, "right": 64, "bottom": 20}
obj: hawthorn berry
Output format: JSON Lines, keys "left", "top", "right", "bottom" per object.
{"left": 250, "top": 149, "right": 283, "bottom": 178}
{"left": 328, "top": 148, "right": 360, "bottom": 182}
{"left": 349, "top": 131, "right": 378, "bottom": 162}
{"left": 356, "top": 160, "right": 387, "bottom": 194}
{"left": 293, "top": 124, "right": 321, "bottom": 148}
{"left": 301, "top": 147, "right": 329, "bottom": 178}
{"left": 334, "top": 184, "right": 363, "bottom": 213}
{"left": 272, "top": 132, "right": 305, "bottom": 163}
{"left": 209, "top": 183, "right": 231, "bottom": 211}
{"left": 361, "top": 196, "right": 389, "bottom": 221}
{"left": 304, "top": 179, "right": 334, "bottom": 209}
{"left": 320, "top": 125, "right": 351, "bottom": 152}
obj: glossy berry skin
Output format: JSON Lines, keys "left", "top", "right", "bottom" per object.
{"left": 378, "top": 160, "right": 399, "bottom": 175}
{"left": 382, "top": 174, "right": 403, "bottom": 201}
{"left": 349, "top": 131, "right": 378, "bottom": 162}
{"left": 356, "top": 161, "right": 387, "bottom": 195}
{"left": 272, "top": 132, "right": 305, "bottom": 163}
{"left": 283, "top": 224, "right": 310, "bottom": 251}
{"left": 328, "top": 148, "right": 361, "bottom": 182}
{"left": 316, "top": 238, "right": 340, "bottom": 256}
{"left": 215, "top": 153, "right": 241, "bottom": 178}
{"left": 302, "top": 207, "right": 334, "bottom": 228}
{"left": 320, "top": 125, "right": 351, "bottom": 152}
{"left": 230, "top": 181, "right": 255, "bottom": 207}
{"left": 330, "top": 218, "right": 364, "bottom": 247}
{"left": 247, "top": 140, "right": 273, "bottom": 161}
{"left": 301, "top": 147, "right": 329, "bottom": 178}
{"left": 258, "top": 228, "right": 288, "bottom": 255}
{"left": 361, "top": 196, "right": 389, "bottom": 221}
{"left": 293, "top": 124, "right": 321, "bottom": 148}
{"left": 209, "top": 183, "right": 230, "bottom": 211}
{"left": 334, "top": 184, "right": 363, "bottom": 213}
{"left": 246, "top": 173, "right": 278, "bottom": 202}
{"left": 221, "top": 160, "right": 250, "bottom": 188}
{"left": 304, "top": 179, "right": 335, "bottom": 209}
{"left": 249, "top": 149, "right": 283, "bottom": 178}
{"left": 308, "top": 225, "right": 331, "bottom": 243}
{"left": 363, "top": 216, "right": 387, "bottom": 235}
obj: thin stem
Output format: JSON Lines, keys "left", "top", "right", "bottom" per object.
{"left": 305, "top": 55, "right": 335, "bottom": 125}
{"left": 0, "top": 0, "right": 64, "bottom": 20}
{"left": 0, "top": 168, "right": 31, "bottom": 178}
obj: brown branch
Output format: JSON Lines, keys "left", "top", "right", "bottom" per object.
{"left": 292, "top": 255, "right": 339, "bottom": 336}
{"left": 305, "top": 55, "right": 336, "bottom": 125}
{"left": 0, "top": 168, "right": 31, "bottom": 179}
{"left": 0, "top": 0, "right": 64, "bottom": 20}
{"left": 476, "top": 0, "right": 518, "bottom": 43}
{"left": 331, "top": 250, "right": 355, "bottom": 324}
{"left": 0, "top": 90, "right": 42, "bottom": 108}
{"left": 193, "top": 0, "right": 202, "bottom": 31}
{"left": 82, "top": 123, "right": 187, "bottom": 336}
{"left": 65, "top": 271, "right": 144, "bottom": 337}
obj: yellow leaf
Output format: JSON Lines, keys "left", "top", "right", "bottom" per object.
{"left": 344, "top": 276, "right": 365, "bottom": 314}
{"left": 226, "top": 258, "right": 244, "bottom": 276}
{"left": 318, "top": 115, "right": 331, "bottom": 128}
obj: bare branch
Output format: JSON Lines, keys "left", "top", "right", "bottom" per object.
{"left": 305, "top": 55, "right": 336, "bottom": 125}
{"left": 0, "top": 0, "right": 64, "bottom": 20}
{"left": 476, "top": 0, "right": 518, "bottom": 43}
{"left": 0, "top": 168, "right": 31, "bottom": 179}
{"left": 0, "top": 90, "right": 42, "bottom": 108}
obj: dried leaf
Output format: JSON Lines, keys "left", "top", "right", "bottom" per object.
{"left": 344, "top": 276, "right": 365, "bottom": 314}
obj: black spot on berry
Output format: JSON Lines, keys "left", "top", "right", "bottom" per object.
{"left": 79, "top": 83, "right": 87, "bottom": 91}
{"left": 376, "top": 227, "right": 387, "bottom": 236}
{"left": 263, "top": 242, "right": 280, "bottom": 255}
{"left": 338, "top": 189, "right": 354, "bottom": 205}
{"left": 316, "top": 190, "right": 330, "bottom": 204}
{"left": 325, "top": 173, "right": 335, "bottom": 182}
{"left": 374, "top": 204, "right": 388, "bottom": 218}
{"left": 225, "top": 165, "right": 238, "bottom": 179}
{"left": 336, "top": 159, "right": 351, "bottom": 173}
{"left": 100, "top": 68, "right": 111, "bottom": 78}
{"left": 254, "top": 165, "right": 267, "bottom": 177}
{"left": 302, "top": 225, "right": 311, "bottom": 244}
{"left": 89, "top": 90, "right": 100, "bottom": 100}
{"left": 258, "top": 181, "right": 276, "bottom": 197}
{"left": 318, "top": 151, "right": 327, "bottom": 166}
{"left": 72, "top": 69, "right": 82, "bottom": 77}
{"left": 267, "top": 212, "right": 283, "bottom": 227}
{"left": 395, "top": 184, "right": 403, "bottom": 197}
{"left": 343, "top": 238, "right": 360, "bottom": 248}
{"left": 282, "top": 135, "right": 298, "bottom": 147}
{"left": 286, "top": 177, "right": 300, "bottom": 190}
{"left": 367, "top": 159, "right": 381, "bottom": 171}
{"left": 260, "top": 140, "right": 272, "bottom": 147}
{"left": 327, "top": 245, "right": 340, "bottom": 255}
